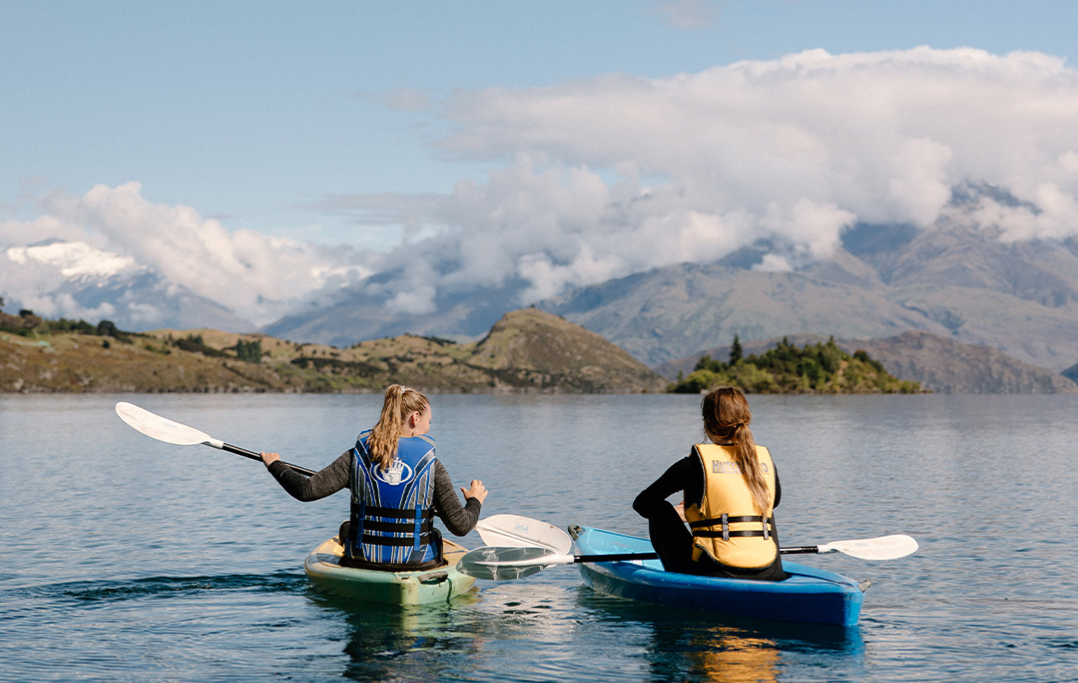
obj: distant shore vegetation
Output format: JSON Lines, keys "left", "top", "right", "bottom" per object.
{"left": 670, "top": 335, "right": 923, "bottom": 394}
{"left": 2, "top": 296, "right": 921, "bottom": 395}
{"left": 0, "top": 298, "right": 263, "bottom": 362}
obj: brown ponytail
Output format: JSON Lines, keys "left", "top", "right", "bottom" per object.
{"left": 367, "top": 384, "right": 430, "bottom": 469}
{"left": 701, "top": 387, "right": 771, "bottom": 516}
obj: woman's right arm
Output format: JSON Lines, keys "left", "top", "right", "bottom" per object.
{"left": 262, "top": 450, "right": 351, "bottom": 501}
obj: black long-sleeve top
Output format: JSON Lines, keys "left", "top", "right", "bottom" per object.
{"left": 267, "top": 451, "right": 482, "bottom": 536}
{"left": 633, "top": 450, "right": 781, "bottom": 519}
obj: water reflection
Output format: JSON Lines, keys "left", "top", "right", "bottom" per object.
{"left": 575, "top": 587, "right": 865, "bottom": 683}
{"left": 308, "top": 592, "right": 483, "bottom": 681}
{"left": 308, "top": 580, "right": 593, "bottom": 682}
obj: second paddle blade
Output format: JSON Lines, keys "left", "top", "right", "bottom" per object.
{"left": 475, "top": 514, "right": 573, "bottom": 554}
{"left": 456, "top": 546, "right": 562, "bottom": 581}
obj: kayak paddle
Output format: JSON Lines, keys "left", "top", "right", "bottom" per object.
{"left": 458, "top": 545, "right": 656, "bottom": 580}
{"left": 477, "top": 513, "right": 917, "bottom": 560}
{"left": 467, "top": 514, "right": 918, "bottom": 580}
{"left": 475, "top": 514, "right": 572, "bottom": 554}
{"left": 458, "top": 531, "right": 919, "bottom": 580}
{"left": 115, "top": 401, "right": 315, "bottom": 476}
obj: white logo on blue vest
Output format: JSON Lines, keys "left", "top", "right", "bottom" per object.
{"left": 372, "top": 459, "right": 413, "bottom": 486}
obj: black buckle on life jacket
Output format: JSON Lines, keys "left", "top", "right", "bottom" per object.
{"left": 721, "top": 513, "right": 729, "bottom": 541}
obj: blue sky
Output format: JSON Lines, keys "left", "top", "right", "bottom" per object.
{"left": 4, "top": 0, "right": 1075, "bottom": 243}
{"left": 3, "top": 1, "right": 1078, "bottom": 326}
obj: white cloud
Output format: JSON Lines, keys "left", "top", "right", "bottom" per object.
{"left": 7, "top": 241, "right": 138, "bottom": 278}
{"left": 753, "top": 254, "right": 793, "bottom": 273}
{"left": 2, "top": 183, "right": 370, "bottom": 326}
{"left": 9, "top": 47, "right": 1078, "bottom": 330}
{"left": 340, "top": 46, "right": 1078, "bottom": 310}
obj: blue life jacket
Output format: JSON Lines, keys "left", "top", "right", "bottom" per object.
{"left": 345, "top": 430, "right": 438, "bottom": 566}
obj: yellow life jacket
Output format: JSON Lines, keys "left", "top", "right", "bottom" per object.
{"left": 685, "top": 443, "right": 778, "bottom": 569}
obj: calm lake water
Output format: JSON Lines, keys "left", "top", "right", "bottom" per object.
{"left": 2, "top": 393, "right": 1078, "bottom": 682}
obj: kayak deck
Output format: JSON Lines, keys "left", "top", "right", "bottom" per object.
{"left": 303, "top": 537, "right": 477, "bottom": 606}
{"left": 570, "top": 526, "right": 866, "bottom": 627}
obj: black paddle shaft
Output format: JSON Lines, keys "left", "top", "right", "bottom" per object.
{"left": 575, "top": 552, "right": 660, "bottom": 562}
{"left": 222, "top": 442, "right": 317, "bottom": 477}
{"left": 575, "top": 545, "right": 819, "bottom": 563}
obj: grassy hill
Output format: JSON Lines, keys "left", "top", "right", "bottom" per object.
{"left": 0, "top": 308, "right": 668, "bottom": 394}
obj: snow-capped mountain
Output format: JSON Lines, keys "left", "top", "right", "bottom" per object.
{"left": 1, "top": 239, "right": 254, "bottom": 332}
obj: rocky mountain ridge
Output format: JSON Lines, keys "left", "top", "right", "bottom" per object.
{"left": 255, "top": 196, "right": 1078, "bottom": 379}
{"left": 540, "top": 222, "right": 1078, "bottom": 373}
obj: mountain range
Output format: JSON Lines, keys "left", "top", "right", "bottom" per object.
{"left": 540, "top": 221, "right": 1078, "bottom": 373}
{"left": 6, "top": 187, "right": 1078, "bottom": 389}
{"left": 261, "top": 190, "right": 1078, "bottom": 377}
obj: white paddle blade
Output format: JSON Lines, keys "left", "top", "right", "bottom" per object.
{"left": 456, "top": 546, "right": 573, "bottom": 581}
{"left": 475, "top": 514, "right": 573, "bottom": 554}
{"left": 818, "top": 534, "right": 919, "bottom": 560}
{"left": 115, "top": 402, "right": 224, "bottom": 448}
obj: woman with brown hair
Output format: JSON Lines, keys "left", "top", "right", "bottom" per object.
{"left": 633, "top": 386, "right": 785, "bottom": 581}
{"left": 261, "top": 384, "right": 488, "bottom": 571}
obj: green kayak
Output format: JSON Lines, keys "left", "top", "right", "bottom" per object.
{"left": 303, "top": 537, "right": 477, "bottom": 606}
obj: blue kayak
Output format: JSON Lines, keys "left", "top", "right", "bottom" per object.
{"left": 570, "top": 526, "right": 867, "bottom": 627}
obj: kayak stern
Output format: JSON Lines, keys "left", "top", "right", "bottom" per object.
{"left": 303, "top": 537, "right": 477, "bottom": 606}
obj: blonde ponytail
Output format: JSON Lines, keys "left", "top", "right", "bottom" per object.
{"left": 367, "top": 384, "right": 429, "bottom": 469}
{"left": 701, "top": 387, "right": 771, "bottom": 516}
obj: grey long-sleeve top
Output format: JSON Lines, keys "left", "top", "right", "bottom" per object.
{"left": 267, "top": 451, "right": 482, "bottom": 536}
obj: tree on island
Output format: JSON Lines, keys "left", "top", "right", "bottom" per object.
{"left": 729, "top": 334, "right": 743, "bottom": 365}
{"left": 672, "top": 335, "right": 921, "bottom": 394}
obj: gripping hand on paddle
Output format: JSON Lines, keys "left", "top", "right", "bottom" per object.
{"left": 261, "top": 451, "right": 281, "bottom": 466}
{"left": 462, "top": 479, "right": 488, "bottom": 504}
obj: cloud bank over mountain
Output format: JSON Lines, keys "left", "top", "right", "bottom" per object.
{"left": 1, "top": 183, "right": 369, "bottom": 327}
{"left": 309, "top": 47, "right": 1078, "bottom": 314}
{"left": 4, "top": 47, "right": 1078, "bottom": 330}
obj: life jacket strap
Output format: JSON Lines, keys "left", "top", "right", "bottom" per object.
{"left": 365, "top": 505, "right": 434, "bottom": 521}
{"left": 688, "top": 514, "right": 767, "bottom": 528}
{"left": 363, "top": 519, "right": 434, "bottom": 535}
{"left": 690, "top": 514, "right": 774, "bottom": 542}
{"left": 361, "top": 532, "right": 435, "bottom": 547}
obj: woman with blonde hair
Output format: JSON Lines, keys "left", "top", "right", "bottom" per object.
{"left": 633, "top": 386, "right": 785, "bottom": 581}
{"left": 262, "top": 384, "right": 488, "bottom": 571}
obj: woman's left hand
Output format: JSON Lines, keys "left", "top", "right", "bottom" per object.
{"left": 462, "top": 479, "right": 488, "bottom": 504}
{"left": 673, "top": 502, "right": 687, "bottom": 521}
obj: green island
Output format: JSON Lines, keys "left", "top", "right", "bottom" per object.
{"left": 671, "top": 335, "right": 922, "bottom": 394}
